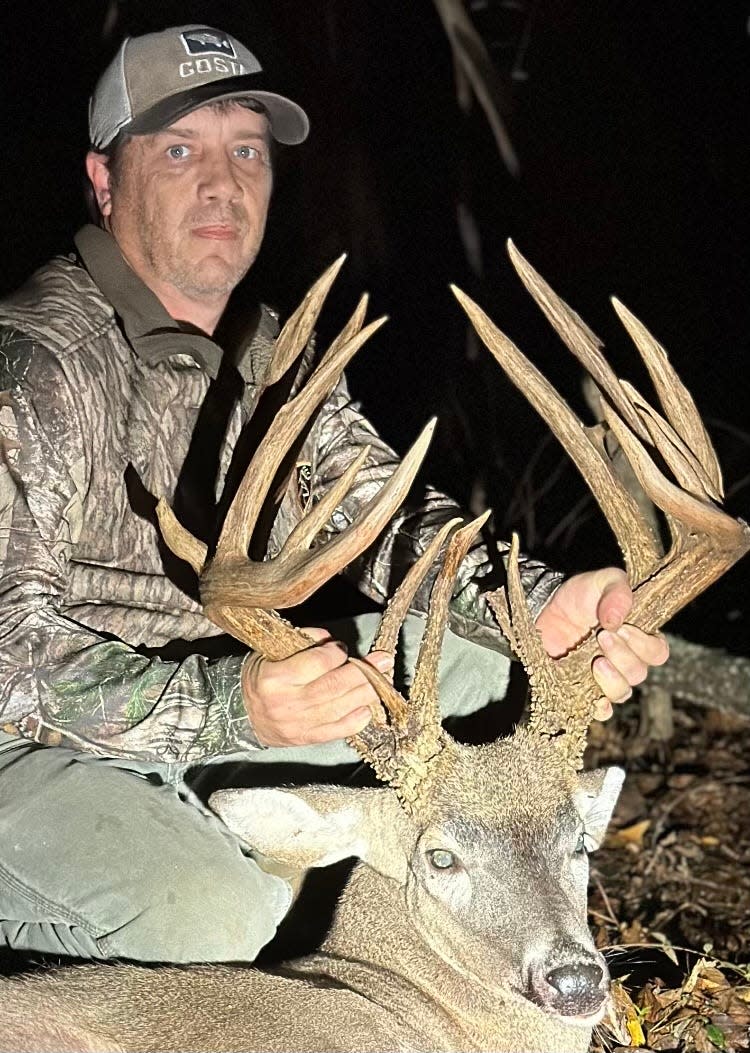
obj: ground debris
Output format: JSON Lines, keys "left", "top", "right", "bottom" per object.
{"left": 586, "top": 697, "right": 750, "bottom": 1052}
{"left": 598, "top": 959, "right": 750, "bottom": 1052}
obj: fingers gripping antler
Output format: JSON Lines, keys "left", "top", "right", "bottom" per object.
{"left": 455, "top": 242, "right": 750, "bottom": 768}
{"left": 157, "top": 262, "right": 435, "bottom": 661}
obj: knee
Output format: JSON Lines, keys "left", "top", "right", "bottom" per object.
{"left": 98, "top": 859, "right": 292, "bottom": 964}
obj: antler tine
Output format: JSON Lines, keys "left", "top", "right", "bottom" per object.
{"left": 611, "top": 296, "right": 723, "bottom": 499}
{"left": 408, "top": 512, "right": 491, "bottom": 732}
{"left": 616, "top": 380, "right": 720, "bottom": 504}
{"left": 347, "top": 518, "right": 462, "bottom": 775}
{"left": 450, "top": 284, "right": 662, "bottom": 584}
{"left": 372, "top": 518, "right": 463, "bottom": 656}
{"left": 350, "top": 513, "right": 490, "bottom": 809}
{"left": 201, "top": 418, "right": 436, "bottom": 612}
{"left": 157, "top": 263, "right": 436, "bottom": 662}
{"left": 506, "top": 240, "right": 649, "bottom": 443}
{"left": 264, "top": 254, "right": 348, "bottom": 385}
{"left": 487, "top": 534, "right": 596, "bottom": 768}
{"left": 215, "top": 315, "right": 388, "bottom": 565}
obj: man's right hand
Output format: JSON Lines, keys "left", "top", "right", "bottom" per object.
{"left": 240, "top": 628, "right": 392, "bottom": 747}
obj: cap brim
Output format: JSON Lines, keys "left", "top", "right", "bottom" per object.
{"left": 125, "top": 75, "right": 309, "bottom": 145}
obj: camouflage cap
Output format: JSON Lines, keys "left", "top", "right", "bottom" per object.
{"left": 89, "top": 25, "right": 309, "bottom": 150}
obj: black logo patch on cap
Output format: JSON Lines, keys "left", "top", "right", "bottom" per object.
{"left": 181, "top": 30, "right": 237, "bottom": 58}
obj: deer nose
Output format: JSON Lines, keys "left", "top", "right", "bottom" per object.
{"left": 545, "top": 961, "right": 603, "bottom": 1000}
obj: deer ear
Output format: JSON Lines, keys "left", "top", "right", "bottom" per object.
{"left": 210, "top": 785, "right": 409, "bottom": 881}
{"left": 572, "top": 766, "right": 625, "bottom": 849}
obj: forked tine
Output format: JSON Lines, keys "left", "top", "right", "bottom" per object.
{"left": 616, "top": 380, "right": 720, "bottom": 502}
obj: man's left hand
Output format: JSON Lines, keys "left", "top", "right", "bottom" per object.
{"left": 534, "top": 567, "right": 669, "bottom": 720}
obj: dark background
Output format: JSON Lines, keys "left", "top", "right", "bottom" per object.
{"left": 3, "top": 0, "right": 749, "bottom": 655}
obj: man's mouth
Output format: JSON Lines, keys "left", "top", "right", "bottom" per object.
{"left": 192, "top": 225, "right": 238, "bottom": 240}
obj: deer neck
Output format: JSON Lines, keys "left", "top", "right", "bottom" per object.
{"left": 305, "top": 862, "right": 590, "bottom": 1053}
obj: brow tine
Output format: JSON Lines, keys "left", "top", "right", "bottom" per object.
{"left": 409, "top": 511, "right": 491, "bottom": 727}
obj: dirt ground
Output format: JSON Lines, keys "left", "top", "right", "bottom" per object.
{"left": 586, "top": 697, "right": 750, "bottom": 1052}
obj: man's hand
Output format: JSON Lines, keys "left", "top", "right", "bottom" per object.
{"left": 241, "top": 628, "right": 391, "bottom": 747}
{"left": 535, "top": 567, "right": 669, "bottom": 720}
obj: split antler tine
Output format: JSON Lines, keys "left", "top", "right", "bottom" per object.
{"left": 611, "top": 296, "right": 724, "bottom": 499}
{"left": 326, "top": 293, "right": 370, "bottom": 356}
{"left": 408, "top": 511, "right": 491, "bottom": 730}
{"left": 450, "top": 284, "right": 662, "bottom": 583}
{"left": 215, "top": 316, "right": 388, "bottom": 565}
{"left": 506, "top": 240, "right": 650, "bottom": 442}
{"left": 616, "top": 380, "right": 720, "bottom": 503}
{"left": 264, "top": 255, "right": 348, "bottom": 385}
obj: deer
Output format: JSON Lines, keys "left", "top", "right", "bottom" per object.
{"left": 0, "top": 244, "right": 747, "bottom": 1053}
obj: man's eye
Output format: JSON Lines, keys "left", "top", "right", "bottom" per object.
{"left": 235, "top": 145, "right": 260, "bottom": 160}
{"left": 167, "top": 145, "right": 190, "bottom": 160}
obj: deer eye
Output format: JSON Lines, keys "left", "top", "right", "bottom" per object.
{"left": 428, "top": 848, "right": 457, "bottom": 870}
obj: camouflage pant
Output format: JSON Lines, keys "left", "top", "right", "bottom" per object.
{"left": 0, "top": 614, "right": 510, "bottom": 964}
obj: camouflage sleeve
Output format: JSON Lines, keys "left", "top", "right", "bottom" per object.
{"left": 306, "top": 371, "right": 564, "bottom": 656}
{"left": 0, "top": 330, "right": 259, "bottom": 762}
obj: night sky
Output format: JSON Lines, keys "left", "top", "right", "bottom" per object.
{"left": 3, "top": 1, "right": 749, "bottom": 654}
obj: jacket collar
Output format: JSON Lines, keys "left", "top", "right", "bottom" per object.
{"left": 74, "top": 224, "right": 225, "bottom": 379}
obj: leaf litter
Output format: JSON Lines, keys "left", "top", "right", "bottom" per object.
{"left": 586, "top": 698, "right": 750, "bottom": 1052}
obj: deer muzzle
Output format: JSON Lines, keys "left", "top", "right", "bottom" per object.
{"left": 526, "top": 944, "right": 609, "bottom": 1022}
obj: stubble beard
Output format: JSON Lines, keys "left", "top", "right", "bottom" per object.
{"left": 142, "top": 214, "right": 259, "bottom": 300}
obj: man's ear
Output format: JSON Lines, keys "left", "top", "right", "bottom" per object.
{"left": 85, "top": 151, "right": 113, "bottom": 219}
{"left": 210, "top": 784, "right": 410, "bottom": 884}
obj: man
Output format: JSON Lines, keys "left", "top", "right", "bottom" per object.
{"left": 0, "top": 25, "right": 666, "bottom": 965}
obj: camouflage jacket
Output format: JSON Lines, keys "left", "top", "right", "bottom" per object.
{"left": 0, "top": 225, "right": 562, "bottom": 764}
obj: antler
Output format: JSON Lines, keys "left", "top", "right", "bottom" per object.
{"left": 157, "top": 260, "right": 435, "bottom": 661}
{"left": 157, "top": 261, "right": 491, "bottom": 809}
{"left": 350, "top": 511, "right": 490, "bottom": 810}
{"left": 453, "top": 241, "right": 750, "bottom": 768}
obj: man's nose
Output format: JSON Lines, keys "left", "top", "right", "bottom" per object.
{"left": 197, "top": 153, "right": 242, "bottom": 201}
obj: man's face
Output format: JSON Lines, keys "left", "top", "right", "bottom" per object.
{"left": 102, "top": 103, "right": 273, "bottom": 305}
